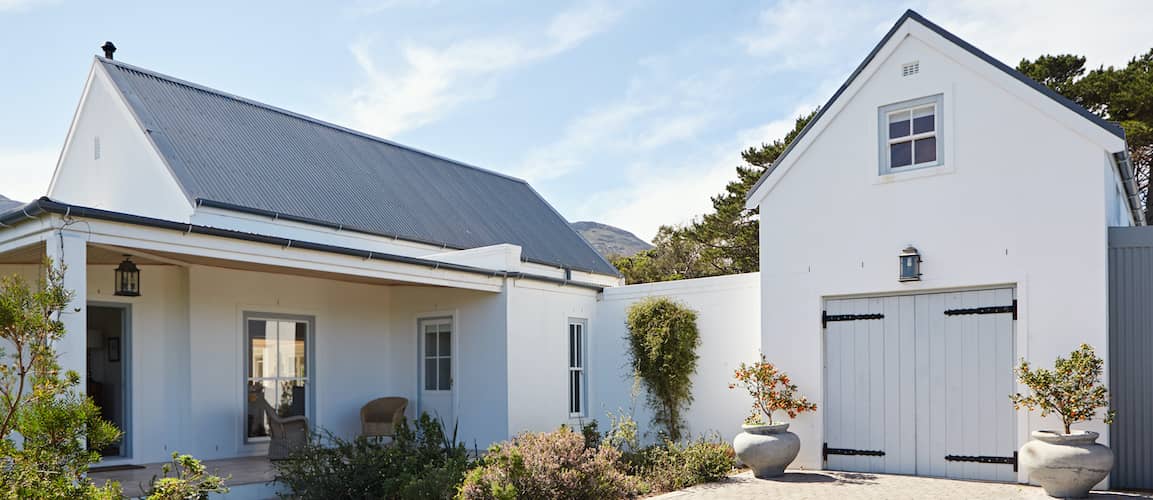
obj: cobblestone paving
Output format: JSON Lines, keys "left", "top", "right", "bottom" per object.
{"left": 651, "top": 471, "right": 1153, "bottom": 500}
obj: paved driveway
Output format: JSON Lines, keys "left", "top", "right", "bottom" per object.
{"left": 652, "top": 471, "right": 1153, "bottom": 500}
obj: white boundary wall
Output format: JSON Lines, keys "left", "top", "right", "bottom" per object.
{"left": 591, "top": 273, "right": 760, "bottom": 444}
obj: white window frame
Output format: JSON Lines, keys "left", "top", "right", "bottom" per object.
{"left": 878, "top": 94, "right": 944, "bottom": 175}
{"left": 243, "top": 312, "right": 314, "bottom": 444}
{"left": 568, "top": 318, "right": 588, "bottom": 418}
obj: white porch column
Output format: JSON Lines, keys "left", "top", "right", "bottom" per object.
{"left": 46, "top": 230, "right": 87, "bottom": 389}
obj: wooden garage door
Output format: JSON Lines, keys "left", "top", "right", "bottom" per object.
{"left": 823, "top": 289, "right": 1017, "bottom": 482}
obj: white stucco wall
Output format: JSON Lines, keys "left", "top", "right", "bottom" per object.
{"left": 592, "top": 273, "right": 761, "bottom": 444}
{"left": 749, "top": 29, "right": 1117, "bottom": 479}
{"left": 48, "top": 63, "right": 193, "bottom": 222}
{"left": 504, "top": 280, "right": 599, "bottom": 436}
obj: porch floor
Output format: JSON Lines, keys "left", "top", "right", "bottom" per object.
{"left": 89, "top": 455, "right": 275, "bottom": 498}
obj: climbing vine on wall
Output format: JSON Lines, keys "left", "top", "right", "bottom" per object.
{"left": 625, "top": 297, "right": 700, "bottom": 441}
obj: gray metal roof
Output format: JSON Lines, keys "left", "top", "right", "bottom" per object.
{"left": 746, "top": 10, "right": 1130, "bottom": 204}
{"left": 0, "top": 195, "right": 22, "bottom": 218}
{"left": 98, "top": 58, "right": 618, "bottom": 276}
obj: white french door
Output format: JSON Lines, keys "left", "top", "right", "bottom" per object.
{"left": 418, "top": 317, "right": 454, "bottom": 425}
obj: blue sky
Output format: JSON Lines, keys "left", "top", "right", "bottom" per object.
{"left": 1, "top": 0, "right": 1149, "bottom": 241}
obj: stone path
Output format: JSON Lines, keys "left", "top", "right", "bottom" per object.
{"left": 651, "top": 471, "right": 1153, "bottom": 500}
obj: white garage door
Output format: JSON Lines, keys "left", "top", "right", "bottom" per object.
{"left": 823, "top": 288, "right": 1017, "bottom": 482}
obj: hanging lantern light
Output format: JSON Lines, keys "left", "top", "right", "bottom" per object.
{"left": 114, "top": 256, "right": 141, "bottom": 296}
{"left": 898, "top": 246, "right": 922, "bottom": 282}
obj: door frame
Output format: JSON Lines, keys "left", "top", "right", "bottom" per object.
{"left": 820, "top": 286, "right": 1019, "bottom": 479}
{"left": 87, "top": 302, "right": 132, "bottom": 461}
{"left": 415, "top": 312, "right": 458, "bottom": 424}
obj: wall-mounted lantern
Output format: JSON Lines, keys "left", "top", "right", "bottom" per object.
{"left": 114, "top": 256, "right": 141, "bottom": 297}
{"left": 899, "top": 246, "right": 922, "bottom": 282}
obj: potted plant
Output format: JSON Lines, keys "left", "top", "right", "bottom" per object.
{"left": 1010, "top": 344, "right": 1115, "bottom": 498}
{"left": 728, "top": 354, "right": 816, "bottom": 478}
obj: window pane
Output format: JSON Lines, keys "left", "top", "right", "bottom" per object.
{"left": 278, "top": 379, "right": 307, "bottom": 418}
{"left": 425, "top": 331, "right": 436, "bottom": 358}
{"left": 294, "top": 322, "right": 308, "bottom": 378}
{"left": 569, "top": 327, "right": 576, "bottom": 367}
{"left": 912, "top": 106, "right": 935, "bottom": 134}
{"left": 246, "top": 379, "right": 276, "bottom": 439}
{"left": 438, "top": 358, "right": 451, "bottom": 390}
{"left": 575, "top": 327, "right": 582, "bottom": 368}
{"left": 425, "top": 356, "right": 437, "bottom": 390}
{"left": 248, "top": 320, "right": 269, "bottom": 379}
{"left": 890, "top": 141, "right": 912, "bottom": 167}
{"left": 439, "top": 331, "right": 451, "bottom": 357}
{"left": 276, "top": 321, "right": 306, "bottom": 378}
{"left": 571, "top": 371, "right": 582, "bottom": 413}
{"left": 888, "top": 110, "right": 910, "bottom": 138}
{"left": 914, "top": 137, "right": 937, "bottom": 164}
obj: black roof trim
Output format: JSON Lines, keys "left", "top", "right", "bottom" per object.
{"left": 0, "top": 198, "right": 606, "bottom": 291}
{"left": 746, "top": 9, "right": 1127, "bottom": 202}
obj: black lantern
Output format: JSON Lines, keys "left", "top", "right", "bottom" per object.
{"left": 114, "top": 256, "right": 141, "bottom": 296}
{"left": 899, "top": 246, "right": 921, "bottom": 282}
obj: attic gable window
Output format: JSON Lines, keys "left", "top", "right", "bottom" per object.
{"left": 879, "top": 94, "right": 943, "bottom": 174}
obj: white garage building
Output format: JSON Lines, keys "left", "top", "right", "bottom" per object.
{"left": 744, "top": 10, "right": 1138, "bottom": 484}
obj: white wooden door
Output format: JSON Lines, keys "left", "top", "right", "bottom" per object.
{"left": 824, "top": 289, "right": 1016, "bottom": 482}
{"left": 419, "top": 317, "right": 454, "bottom": 425}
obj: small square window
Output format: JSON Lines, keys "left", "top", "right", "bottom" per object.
{"left": 878, "top": 94, "right": 943, "bottom": 175}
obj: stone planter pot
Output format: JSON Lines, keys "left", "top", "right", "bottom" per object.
{"left": 733, "top": 422, "right": 800, "bottom": 479}
{"left": 1019, "top": 430, "right": 1113, "bottom": 498}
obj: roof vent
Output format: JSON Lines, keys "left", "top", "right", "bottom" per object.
{"left": 902, "top": 61, "right": 919, "bottom": 77}
{"left": 101, "top": 41, "right": 116, "bottom": 60}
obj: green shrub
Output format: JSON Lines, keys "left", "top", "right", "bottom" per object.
{"left": 624, "top": 298, "right": 700, "bottom": 441}
{"left": 578, "top": 419, "right": 600, "bottom": 449}
{"left": 457, "top": 427, "right": 640, "bottom": 500}
{"left": 275, "top": 413, "right": 470, "bottom": 499}
{"left": 1010, "top": 343, "right": 1115, "bottom": 434}
{"left": 145, "top": 452, "right": 229, "bottom": 499}
{"left": 627, "top": 436, "right": 735, "bottom": 493}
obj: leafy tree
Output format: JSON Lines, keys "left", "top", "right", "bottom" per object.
{"left": 1010, "top": 344, "right": 1114, "bottom": 435}
{"left": 0, "top": 261, "right": 122, "bottom": 498}
{"left": 1017, "top": 49, "right": 1153, "bottom": 222}
{"left": 613, "top": 111, "right": 816, "bottom": 284}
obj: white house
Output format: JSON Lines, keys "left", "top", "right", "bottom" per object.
{"left": 0, "top": 54, "right": 623, "bottom": 470}
{"left": 744, "top": 10, "right": 1139, "bottom": 485}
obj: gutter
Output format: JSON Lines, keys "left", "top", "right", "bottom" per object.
{"left": 1113, "top": 151, "right": 1145, "bottom": 226}
{"left": 0, "top": 198, "right": 606, "bottom": 291}
{"left": 194, "top": 198, "right": 620, "bottom": 277}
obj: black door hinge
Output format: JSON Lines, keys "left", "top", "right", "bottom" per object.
{"left": 944, "top": 452, "right": 1018, "bottom": 472}
{"left": 823, "top": 443, "right": 886, "bottom": 460}
{"left": 944, "top": 299, "right": 1017, "bottom": 320}
{"left": 821, "top": 311, "right": 884, "bottom": 328}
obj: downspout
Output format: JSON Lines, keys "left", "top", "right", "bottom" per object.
{"left": 1113, "top": 151, "right": 1144, "bottom": 226}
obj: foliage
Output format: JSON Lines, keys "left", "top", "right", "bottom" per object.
{"left": 457, "top": 426, "right": 640, "bottom": 500}
{"left": 624, "top": 298, "right": 700, "bottom": 441}
{"left": 624, "top": 436, "right": 735, "bottom": 493}
{"left": 1010, "top": 344, "right": 1115, "bottom": 435}
{"left": 612, "top": 111, "right": 817, "bottom": 284}
{"left": 603, "top": 409, "right": 639, "bottom": 454}
{"left": 1018, "top": 50, "right": 1153, "bottom": 222}
{"left": 275, "top": 413, "right": 471, "bottom": 500}
{"left": 0, "top": 262, "right": 123, "bottom": 499}
{"left": 145, "top": 452, "right": 229, "bottom": 500}
{"left": 578, "top": 419, "right": 600, "bottom": 450}
{"left": 729, "top": 354, "right": 816, "bottom": 425}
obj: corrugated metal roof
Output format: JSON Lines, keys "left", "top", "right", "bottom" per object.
{"left": 98, "top": 58, "right": 617, "bottom": 276}
{"left": 0, "top": 195, "right": 22, "bottom": 217}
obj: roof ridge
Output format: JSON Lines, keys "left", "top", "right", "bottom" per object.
{"left": 96, "top": 57, "right": 530, "bottom": 185}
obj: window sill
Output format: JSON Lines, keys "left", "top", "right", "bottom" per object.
{"left": 875, "top": 163, "right": 953, "bottom": 185}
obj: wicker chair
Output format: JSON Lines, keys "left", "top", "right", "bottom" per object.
{"left": 361, "top": 397, "right": 408, "bottom": 439}
{"left": 257, "top": 397, "right": 309, "bottom": 460}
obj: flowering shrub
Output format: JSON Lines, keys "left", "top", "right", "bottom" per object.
{"left": 729, "top": 354, "right": 816, "bottom": 425}
{"left": 457, "top": 427, "right": 640, "bottom": 500}
{"left": 145, "top": 453, "right": 228, "bottom": 499}
{"left": 1010, "top": 344, "right": 1115, "bottom": 435}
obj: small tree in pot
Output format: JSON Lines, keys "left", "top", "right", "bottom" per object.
{"left": 1010, "top": 344, "right": 1114, "bottom": 498}
{"left": 728, "top": 354, "right": 816, "bottom": 478}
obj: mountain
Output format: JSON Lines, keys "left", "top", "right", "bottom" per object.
{"left": 571, "top": 221, "right": 653, "bottom": 258}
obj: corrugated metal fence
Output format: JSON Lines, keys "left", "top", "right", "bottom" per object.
{"left": 1108, "top": 227, "right": 1153, "bottom": 490}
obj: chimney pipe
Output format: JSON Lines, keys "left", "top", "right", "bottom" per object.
{"left": 101, "top": 41, "right": 116, "bottom": 60}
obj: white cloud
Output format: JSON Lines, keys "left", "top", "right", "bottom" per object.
{"left": 344, "top": 3, "right": 624, "bottom": 138}
{"left": 739, "top": 0, "right": 879, "bottom": 69}
{"left": 0, "top": 148, "right": 57, "bottom": 202}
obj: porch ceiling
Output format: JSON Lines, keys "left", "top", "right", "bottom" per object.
{"left": 0, "top": 242, "right": 169, "bottom": 266}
